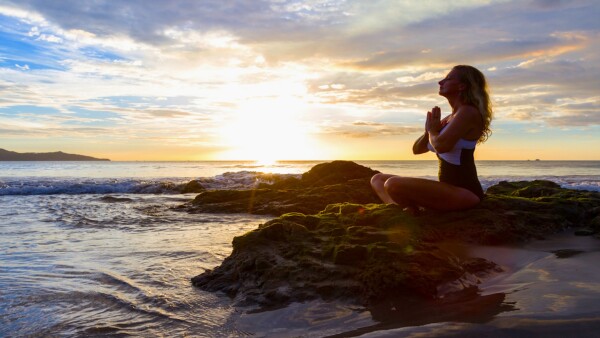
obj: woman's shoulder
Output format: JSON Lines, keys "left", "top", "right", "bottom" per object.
{"left": 455, "top": 104, "right": 484, "bottom": 138}
{"left": 456, "top": 104, "right": 480, "bottom": 117}
{"left": 454, "top": 104, "right": 482, "bottom": 125}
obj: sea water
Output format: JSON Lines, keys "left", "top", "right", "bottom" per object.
{"left": 1, "top": 160, "right": 600, "bottom": 337}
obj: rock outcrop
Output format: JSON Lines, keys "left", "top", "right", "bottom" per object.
{"left": 182, "top": 161, "right": 381, "bottom": 215}
{"left": 190, "top": 162, "right": 600, "bottom": 312}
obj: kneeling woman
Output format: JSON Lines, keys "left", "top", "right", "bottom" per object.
{"left": 371, "top": 65, "right": 492, "bottom": 211}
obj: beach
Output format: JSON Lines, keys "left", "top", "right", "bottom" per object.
{"left": 1, "top": 160, "right": 600, "bottom": 337}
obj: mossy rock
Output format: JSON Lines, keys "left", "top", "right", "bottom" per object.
{"left": 279, "top": 212, "right": 321, "bottom": 230}
{"left": 184, "top": 162, "right": 381, "bottom": 216}
{"left": 191, "top": 164, "right": 600, "bottom": 311}
{"left": 300, "top": 160, "right": 379, "bottom": 187}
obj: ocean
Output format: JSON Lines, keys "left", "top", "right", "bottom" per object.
{"left": 1, "top": 160, "right": 600, "bottom": 337}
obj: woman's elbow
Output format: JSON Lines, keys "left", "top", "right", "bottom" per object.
{"left": 431, "top": 142, "right": 452, "bottom": 153}
{"left": 412, "top": 144, "right": 428, "bottom": 155}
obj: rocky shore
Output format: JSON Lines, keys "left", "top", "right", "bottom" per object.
{"left": 187, "top": 161, "right": 600, "bottom": 312}
{"left": 180, "top": 161, "right": 381, "bottom": 215}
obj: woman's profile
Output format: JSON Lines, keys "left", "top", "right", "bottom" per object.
{"left": 371, "top": 65, "right": 493, "bottom": 212}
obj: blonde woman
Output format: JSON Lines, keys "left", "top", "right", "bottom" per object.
{"left": 371, "top": 65, "right": 493, "bottom": 211}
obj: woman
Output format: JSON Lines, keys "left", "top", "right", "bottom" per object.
{"left": 371, "top": 65, "right": 493, "bottom": 211}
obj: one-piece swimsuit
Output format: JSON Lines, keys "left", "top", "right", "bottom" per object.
{"left": 427, "top": 130, "right": 484, "bottom": 200}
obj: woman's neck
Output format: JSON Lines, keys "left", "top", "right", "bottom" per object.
{"left": 447, "top": 96, "right": 463, "bottom": 114}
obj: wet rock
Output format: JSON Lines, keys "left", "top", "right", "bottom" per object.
{"left": 552, "top": 249, "right": 585, "bottom": 258}
{"left": 183, "top": 161, "right": 381, "bottom": 215}
{"left": 589, "top": 215, "right": 600, "bottom": 232}
{"left": 574, "top": 228, "right": 595, "bottom": 236}
{"left": 99, "top": 196, "right": 133, "bottom": 203}
{"left": 299, "top": 160, "right": 379, "bottom": 187}
{"left": 333, "top": 244, "right": 369, "bottom": 265}
{"left": 180, "top": 180, "right": 206, "bottom": 193}
{"left": 191, "top": 203, "right": 502, "bottom": 309}
{"left": 191, "top": 162, "right": 600, "bottom": 311}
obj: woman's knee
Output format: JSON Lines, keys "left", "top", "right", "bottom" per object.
{"left": 383, "top": 176, "right": 409, "bottom": 194}
{"left": 370, "top": 173, "right": 389, "bottom": 187}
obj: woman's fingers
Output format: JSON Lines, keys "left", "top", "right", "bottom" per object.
{"left": 425, "top": 111, "right": 431, "bottom": 130}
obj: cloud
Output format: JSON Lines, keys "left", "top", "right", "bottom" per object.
{"left": 321, "top": 120, "right": 422, "bottom": 138}
{"left": 0, "top": 124, "right": 110, "bottom": 137}
{"left": 108, "top": 108, "right": 196, "bottom": 119}
{"left": 353, "top": 121, "right": 384, "bottom": 127}
{"left": 546, "top": 113, "right": 600, "bottom": 127}
{"left": 344, "top": 32, "right": 588, "bottom": 71}
{"left": 311, "top": 80, "right": 437, "bottom": 108}
{"left": 544, "top": 101, "right": 600, "bottom": 126}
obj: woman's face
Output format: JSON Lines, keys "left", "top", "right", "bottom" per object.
{"left": 438, "top": 69, "right": 464, "bottom": 97}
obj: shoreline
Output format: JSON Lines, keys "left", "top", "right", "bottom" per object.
{"left": 232, "top": 231, "right": 600, "bottom": 337}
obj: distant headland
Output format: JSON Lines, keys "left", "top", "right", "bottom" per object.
{"left": 0, "top": 149, "right": 110, "bottom": 161}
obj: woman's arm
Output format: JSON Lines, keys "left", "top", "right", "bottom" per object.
{"left": 413, "top": 131, "right": 429, "bottom": 154}
{"left": 428, "top": 106, "right": 479, "bottom": 153}
{"left": 413, "top": 110, "right": 435, "bottom": 154}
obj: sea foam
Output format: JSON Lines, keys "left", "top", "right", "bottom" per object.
{"left": 0, "top": 171, "right": 300, "bottom": 196}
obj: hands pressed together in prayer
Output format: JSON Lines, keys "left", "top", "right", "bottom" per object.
{"left": 426, "top": 106, "right": 446, "bottom": 134}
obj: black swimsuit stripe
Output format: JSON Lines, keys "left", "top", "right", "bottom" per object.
{"left": 437, "top": 149, "right": 484, "bottom": 200}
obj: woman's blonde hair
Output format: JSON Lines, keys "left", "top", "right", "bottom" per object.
{"left": 454, "top": 65, "right": 493, "bottom": 143}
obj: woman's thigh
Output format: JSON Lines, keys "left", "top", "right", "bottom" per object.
{"left": 384, "top": 176, "right": 480, "bottom": 210}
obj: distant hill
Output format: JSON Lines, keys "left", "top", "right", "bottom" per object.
{"left": 0, "top": 149, "right": 110, "bottom": 161}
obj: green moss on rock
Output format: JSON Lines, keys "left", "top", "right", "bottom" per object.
{"left": 182, "top": 161, "right": 381, "bottom": 215}
{"left": 191, "top": 162, "right": 600, "bottom": 311}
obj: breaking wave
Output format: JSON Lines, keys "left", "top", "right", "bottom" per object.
{"left": 0, "top": 171, "right": 300, "bottom": 196}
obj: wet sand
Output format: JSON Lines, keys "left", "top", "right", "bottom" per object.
{"left": 234, "top": 231, "right": 600, "bottom": 337}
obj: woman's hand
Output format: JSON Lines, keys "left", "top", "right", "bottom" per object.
{"left": 426, "top": 106, "right": 443, "bottom": 133}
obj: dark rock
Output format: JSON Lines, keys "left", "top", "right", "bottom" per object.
{"left": 99, "top": 196, "right": 133, "bottom": 203}
{"left": 181, "top": 180, "right": 206, "bottom": 193}
{"left": 190, "top": 162, "right": 600, "bottom": 311}
{"left": 485, "top": 180, "right": 561, "bottom": 196}
{"left": 300, "top": 160, "right": 379, "bottom": 187}
{"left": 333, "top": 244, "right": 368, "bottom": 265}
{"left": 183, "top": 161, "right": 381, "bottom": 215}
{"left": 552, "top": 249, "right": 585, "bottom": 258}
{"left": 191, "top": 202, "right": 506, "bottom": 309}
{"left": 589, "top": 215, "right": 600, "bottom": 231}
{"left": 574, "top": 228, "right": 595, "bottom": 236}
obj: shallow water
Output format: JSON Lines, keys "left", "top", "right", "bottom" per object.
{"left": 0, "top": 194, "right": 272, "bottom": 336}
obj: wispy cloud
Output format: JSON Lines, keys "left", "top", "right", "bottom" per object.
{"left": 321, "top": 120, "right": 423, "bottom": 138}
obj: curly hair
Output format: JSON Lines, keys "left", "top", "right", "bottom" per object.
{"left": 454, "top": 65, "right": 493, "bottom": 143}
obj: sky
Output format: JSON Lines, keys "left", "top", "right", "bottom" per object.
{"left": 0, "top": 0, "right": 599, "bottom": 161}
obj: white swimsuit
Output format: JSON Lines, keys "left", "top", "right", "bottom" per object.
{"left": 427, "top": 138, "right": 477, "bottom": 166}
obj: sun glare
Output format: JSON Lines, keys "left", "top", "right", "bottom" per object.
{"left": 217, "top": 96, "right": 322, "bottom": 161}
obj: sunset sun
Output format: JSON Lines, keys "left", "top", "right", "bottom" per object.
{"left": 217, "top": 95, "right": 322, "bottom": 162}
